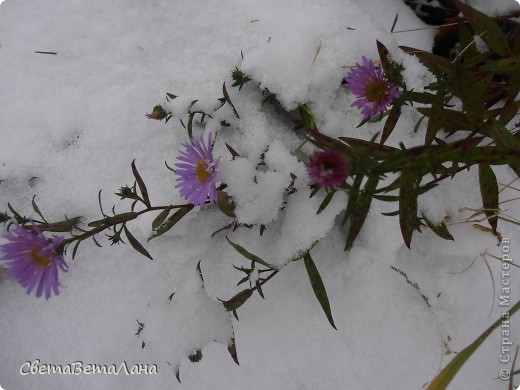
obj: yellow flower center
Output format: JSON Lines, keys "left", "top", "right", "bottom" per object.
{"left": 196, "top": 160, "right": 211, "bottom": 182}
{"left": 365, "top": 80, "right": 387, "bottom": 102}
{"left": 29, "top": 248, "right": 52, "bottom": 267}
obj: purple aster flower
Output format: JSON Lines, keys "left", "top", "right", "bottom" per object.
{"left": 0, "top": 222, "right": 68, "bottom": 299}
{"left": 346, "top": 56, "right": 402, "bottom": 118}
{"left": 307, "top": 148, "right": 350, "bottom": 187}
{"left": 175, "top": 133, "right": 219, "bottom": 206}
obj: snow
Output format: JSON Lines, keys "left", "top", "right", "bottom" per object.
{"left": 1, "top": 0, "right": 520, "bottom": 389}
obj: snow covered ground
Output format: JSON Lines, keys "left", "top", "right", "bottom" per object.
{"left": 0, "top": 0, "right": 519, "bottom": 389}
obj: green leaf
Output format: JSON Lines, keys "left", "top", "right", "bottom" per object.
{"left": 124, "top": 225, "right": 153, "bottom": 260}
{"left": 217, "top": 191, "right": 236, "bottom": 218}
{"left": 151, "top": 207, "right": 172, "bottom": 230}
{"left": 227, "top": 338, "right": 239, "bottom": 365}
{"left": 422, "top": 215, "right": 454, "bottom": 241}
{"left": 221, "top": 289, "right": 253, "bottom": 311}
{"left": 317, "top": 190, "right": 335, "bottom": 214}
{"left": 453, "top": 0, "right": 511, "bottom": 57}
{"left": 298, "top": 104, "right": 317, "bottom": 131}
{"left": 131, "top": 160, "right": 151, "bottom": 208}
{"left": 399, "top": 170, "right": 419, "bottom": 248}
{"left": 223, "top": 82, "right": 240, "bottom": 119}
{"left": 31, "top": 195, "right": 47, "bottom": 223}
{"left": 345, "top": 175, "right": 379, "bottom": 250}
{"left": 88, "top": 212, "right": 138, "bottom": 227}
{"left": 479, "top": 56, "right": 520, "bottom": 74}
{"left": 303, "top": 253, "right": 336, "bottom": 330}
{"left": 478, "top": 163, "right": 499, "bottom": 234}
{"left": 427, "top": 299, "right": 520, "bottom": 390}
{"left": 187, "top": 113, "right": 194, "bottom": 139}
{"left": 380, "top": 104, "right": 401, "bottom": 145}
{"left": 399, "top": 46, "right": 454, "bottom": 74}
{"left": 453, "top": 64, "right": 493, "bottom": 128}
{"left": 39, "top": 216, "right": 82, "bottom": 233}
{"left": 149, "top": 205, "right": 194, "bottom": 240}
{"left": 225, "top": 143, "right": 240, "bottom": 159}
{"left": 226, "top": 236, "right": 274, "bottom": 268}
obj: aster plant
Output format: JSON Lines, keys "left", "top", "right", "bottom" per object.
{"left": 1, "top": 2, "right": 519, "bottom": 386}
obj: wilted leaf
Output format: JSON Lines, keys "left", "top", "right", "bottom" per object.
{"left": 478, "top": 163, "right": 499, "bottom": 234}
{"left": 124, "top": 225, "right": 153, "bottom": 260}
{"left": 303, "top": 253, "right": 336, "bottom": 329}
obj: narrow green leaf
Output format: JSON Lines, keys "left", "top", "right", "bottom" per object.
{"left": 217, "top": 191, "right": 236, "bottom": 218}
{"left": 399, "top": 170, "right": 419, "bottom": 248}
{"left": 152, "top": 207, "right": 172, "bottom": 230}
{"left": 380, "top": 104, "right": 401, "bottom": 145}
{"left": 187, "top": 113, "right": 194, "bottom": 140}
{"left": 427, "top": 299, "right": 520, "bottom": 389}
{"left": 124, "top": 225, "right": 153, "bottom": 260}
{"left": 298, "top": 104, "right": 317, "bottom": 131}
{"left": 479, "top": 56, "right": 520, "bottom": 74}
{"left": 221, "top": 288, "right": 253, "bottom": 311}
{"left": 31, "top": 195, "right": 47, "bottom": 223}
{"left": 453, "top": 0, "right": 511, "bottom": 57}
{"left": 226, "top": 236, "right": 274, "bottom": 269}
{"left": 256, "top": 280, "right": 265, "bottom": 299}
{"left": 88, "top": 212, "right": 138, "bottom": 227}
{"left": 399, "top": 46, "right": 454, "bottom": 74}
{"left": 317, "top": 190, "right": 335, "bottom": 214}
{"left": 225, "top": 143, "right": 240, "bottom": 159}
{"left": 39, "top": 216, "right": 82, "bottom": 233}
{"left": 149, "top": 205, "right": 194, "bottom": 240}
{"left": 345, "top": 175, "right": 379, "bottom": 250}
{"left": 223, "top": 82, "right": 240, "bottom": 119}
{"left": 422, "top": 215, "right": 454, "bottom": 241}
{"left": 227, "top": 338, "right": 239, "bottom": 365}
{"left": 303, "top": 253, "right": 336, "bottom": 330}
{"left": 478, "top": 163, "right": 499, "bottom": 234}
{"left": 131, "top": 160, "right": 151, "bottom": 208}
{"left": 342, "top": 174, "right": 363, "bottom": 227}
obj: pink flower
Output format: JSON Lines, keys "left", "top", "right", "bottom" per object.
{"left": 346, "top": 57, "right": 401, "bottom": 118}
{"left": 307, "top": 149, "right": 350, "bottom": 187}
